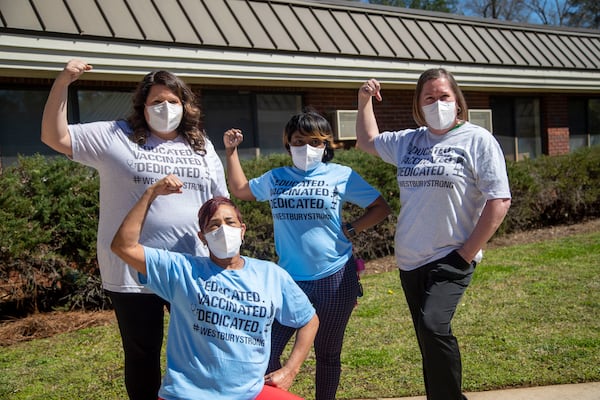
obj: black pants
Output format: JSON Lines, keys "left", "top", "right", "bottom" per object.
{"left": 107, "top": 291, "right": 169, "bottom": 400}
{"left": 267, "top": 257, "right": 361, "bottom": 400}
{"left": 400, "top": 250, "right": 474, "bottom": 400}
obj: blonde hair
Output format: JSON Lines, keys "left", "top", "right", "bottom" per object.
{"left": 412, "top": 68, "right": 468, "bottom": 127}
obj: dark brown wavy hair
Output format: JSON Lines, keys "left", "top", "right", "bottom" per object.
{"left": 127, "top": 70, "right": 207, "bottom": 154}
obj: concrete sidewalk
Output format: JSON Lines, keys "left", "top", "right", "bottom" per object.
{"left": 363, "top": 382, "right": 600, "bottom": 400}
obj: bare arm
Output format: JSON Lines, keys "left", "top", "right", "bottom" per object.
{"left": 344, "top": 195, "right": 392, "bottom": 237}
{"left": 457, "top": 198, "right": 512, "bottom": 262}
{"left": 41, "top": 59, "right": 93, "bottom": 156}
{"left": 110, "top": 175, "right": 184, "bottom": 275}
{"left": 264, "top": 314, "right": 319, "bottom": 391}
{"left": 355, "top": 79, "right": 383, "bottom": 156}
{"left": 223, "top": 128, "right": 256, "bottom": 201}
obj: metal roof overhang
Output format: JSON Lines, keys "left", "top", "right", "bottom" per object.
{"left": 2, "top": 33, "right": 600, "bottom": 93}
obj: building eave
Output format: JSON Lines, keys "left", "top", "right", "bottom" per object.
{"left": 1, "top": 33, "right": 599, "bottom": 93}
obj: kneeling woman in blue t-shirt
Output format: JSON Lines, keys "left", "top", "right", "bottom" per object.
{"left": 111, "top": 175, "right": 319, "bottom": 400}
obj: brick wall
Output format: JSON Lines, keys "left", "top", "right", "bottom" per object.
{"left": 306, "top": 87, "right": 416, "bottom": 132}
{"left": 544, "top": 94, "right": 570, "bottom": 155}
{"left": 547, "top": 127, "right": 570, "bottom": 155}
{"left": 0, "top": 77, "right": 579, "bottom": 159}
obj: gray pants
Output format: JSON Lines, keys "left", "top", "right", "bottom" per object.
{"left": 400, "top": 250, "right": 474, "bottom": 400}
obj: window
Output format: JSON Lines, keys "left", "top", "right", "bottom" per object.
{"left": 592, "top": 99, "right": 600, "bottom": 146}
{"left": 468, "top": 109, "right": 493, "bottom": 132}
{"left": 77, "top": 90, "right": 131, "bottom": 122}
{"left": 202, "top": 92, "right": 302, "bottom": 158}
{"left": 514, "top": 97, "right": 542, "bottom": 160}
{"left": 256, "top": 94, "right": 302, "bottom": 154}
{"left": 0, "top": 87, "right": 132, "bottom": 167}
{"left": 491, "top": 96, "right": 542, "bottom": 161}
{"left": 569, "top": 97, "right": 600, "bottom": 151}
{"left": 0, "top": 88, "right": 51, "bottom": 166}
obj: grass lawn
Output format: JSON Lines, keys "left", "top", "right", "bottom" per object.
{"left": 1, "top": 231, "right": 599, "bottom": 400}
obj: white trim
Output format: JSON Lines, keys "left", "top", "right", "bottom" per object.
{"left": 1, "top": 34, "right": 600, "bottom": 92}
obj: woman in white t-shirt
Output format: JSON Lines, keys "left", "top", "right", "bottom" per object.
{"left": 356, "top": 68, "right": 511, "bottom": 400}
{"left": 41, "top": 59, "right": 229, "bottom": 400}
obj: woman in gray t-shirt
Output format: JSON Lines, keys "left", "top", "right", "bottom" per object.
{"left": 355, "top": 68, "right": 511, "bottom": 400}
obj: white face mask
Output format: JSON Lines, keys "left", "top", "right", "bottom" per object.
{"left": 422, "top": 100, "right": 456, "bottom": 131}
{"left": 145, "top": 101, "right": 183, "bottom": 133}
{"left": 204, "top": 224, "right": 242, "bottom": 259}
{"left": 290, "top": 144, "right": 325, "bottom": 171}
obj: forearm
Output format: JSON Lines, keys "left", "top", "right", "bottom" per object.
{"left": 110, "top": 189, "right": 157, "bottom": 275}
{"left": 114, "top": 190, "right": 156, "bottom": 248}
{"left": 356, "top": 95, "right": 380, "bottom": 156}
{"left": 459, "top": 198, "right": 511, "bottom": 262}
{"left": 347, "top": 196, "right": 391, "bottom": 234}
{"left": 225, "top": 147, "right": 255, "bottom": 200}
{"left": 281, "top": 315, "right": 319, "bottom": 379}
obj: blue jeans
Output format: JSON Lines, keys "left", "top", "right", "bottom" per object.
{"left": 400, "top": 250, "right": 474, "bottom": 400}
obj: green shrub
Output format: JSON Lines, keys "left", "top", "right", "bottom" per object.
{"left": 0, "top": 155, "right": 99, "bottom": 263}
{"left": 1, "top": 146, "right": 599, "bottom": 316}
{"left": 0, "top": 155, "right": 103, "bottom": 316}
{"left": 502, "top": 145, "right": 600, "bottom": 233}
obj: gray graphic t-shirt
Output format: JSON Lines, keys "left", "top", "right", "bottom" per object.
{"left": 69, "top": 120, "right": 229, "bottom": 292}
{"left": 374, "top": 122, "right": 511, "bottom": 270}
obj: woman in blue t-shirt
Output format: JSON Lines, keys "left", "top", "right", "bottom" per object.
{"left": 223, "top": 110, "right": 391, "bottom": 400}
{"left": 111, "top": 175, "right": 319, "bottom": 400}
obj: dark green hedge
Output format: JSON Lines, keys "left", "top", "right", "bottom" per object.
{"left": 1, "top": 146, "right": 599, "bottom": 316}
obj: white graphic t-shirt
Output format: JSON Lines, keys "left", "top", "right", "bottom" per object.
{"left": 374, "top": 122, "right": 511, "bottom": 270}
{"left": 69, "top": 120, "right": 229, "bottom": 293}
{"left": 142, "top": 248, "right": 315, "bottom": 400}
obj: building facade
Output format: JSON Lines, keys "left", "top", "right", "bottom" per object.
{"left": 1, "top": 0, "right": 599, "bottom": 167}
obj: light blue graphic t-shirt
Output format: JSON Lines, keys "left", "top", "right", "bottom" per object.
{"left": 249, "top": 162, "right": 381, "bottom": 280}
{"left": 141, "top": 248, "right": 315, "bottom": 400}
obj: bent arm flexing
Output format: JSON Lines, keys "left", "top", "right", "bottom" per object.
{"left": 111, "top": 175, "right": 184, "bottom": 275}
{"left": 41, "top": 60, "right": 92, "bottom": 156}
{"left": 356, "top": 79, "right": 383, "bottom": 156}
{"left": 223, "top": 128, "right": 256, "bottom": 201}
{"left": 41, "top": 59, "right": 93, "bottom": 156}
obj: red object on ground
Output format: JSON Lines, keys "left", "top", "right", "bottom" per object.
{"left": 255, "top": 385, "right": 304, "bottom": 400}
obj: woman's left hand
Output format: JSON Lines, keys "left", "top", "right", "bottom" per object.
{"left": 264, "top": 367, "right": 296, "bottom": 391}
